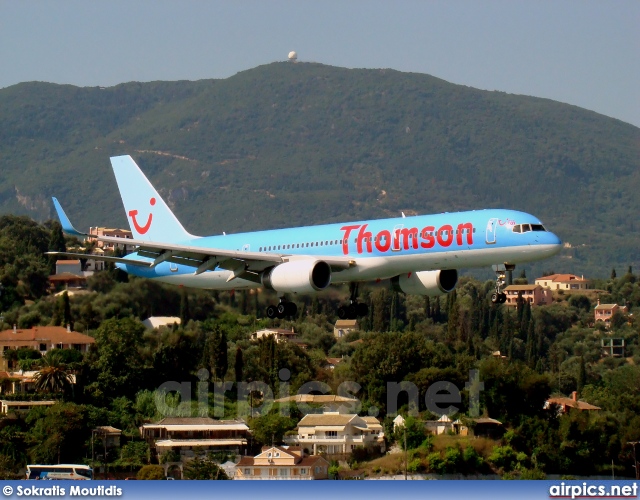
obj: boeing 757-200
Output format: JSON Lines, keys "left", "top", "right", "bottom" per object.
{"left": 49, "top": 155, "right": 562, "bottom": 319}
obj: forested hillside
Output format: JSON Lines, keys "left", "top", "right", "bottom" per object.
{"left": 0, "top": 62, "right": 638, "bottom": 277}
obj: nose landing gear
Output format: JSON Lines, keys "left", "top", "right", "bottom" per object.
{"left": 491, "top": 264, "right": 515, "bottom": 304}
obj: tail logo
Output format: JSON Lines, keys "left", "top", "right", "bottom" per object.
{"left": 128, "top": 198, "right": 156, "bottom": 235}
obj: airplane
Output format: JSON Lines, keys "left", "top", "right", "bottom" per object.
{"left": 48, "top": 155, "right": 562, "bottom": 319}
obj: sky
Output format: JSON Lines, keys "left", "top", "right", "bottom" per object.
{"left": 0, "top": 1, "right": 638, "bottom": 127}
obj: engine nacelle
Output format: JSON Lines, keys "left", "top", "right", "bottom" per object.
{"left": 262, "top": 260, "right": 332, "bottom": 294}
{"left": 391, "top": 269, "right": 458, "bottom": 296}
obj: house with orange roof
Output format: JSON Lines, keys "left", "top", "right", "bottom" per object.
{"left": 545, "top": 391, "right": 601, "bottom": 414}
{"left": 89, "top": 227, "right": 133, "bottom": 252}
{"left": 235, "top": 446, "right": 329, "bottom": 480}
{"left": 504, "top": 284, "right": 553, "bottom": 307}
{"left": 0, "top": 325, "right": 95, "bottom": 371}
{"left": 594, "top": 300, "right": 628, "bottom": 327}
{"left": 252, "top": 328, "right": 298, "bottom": 343}
{"left": 535, "top": 274, "right": 591, "bottom": 291}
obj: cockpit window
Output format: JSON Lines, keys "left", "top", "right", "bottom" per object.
{"left": 512, "top": 223, "right": 547, "bottom": 233}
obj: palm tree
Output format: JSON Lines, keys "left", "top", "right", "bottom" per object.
{"left": 33, "top": 352, "right": 73, "bottom": 394}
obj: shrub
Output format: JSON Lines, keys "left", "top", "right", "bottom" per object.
{"left": 520, "top": 468, "right": 546, "bottom": 480}
{"left": 407, "top": 458, "right": 423, "bottom": 473}
{"left": 137, "top": 465, "right": 165, "bottom": 480}
{"left": 488, "top": 445, "right": 518, "bottom": 472}
{"left": 427, "top": 452, "right": 444, "bottom": 474}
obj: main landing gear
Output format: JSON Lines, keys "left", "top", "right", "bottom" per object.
{"left": 337, "top": 283, "right": 369, "bottom": 320}
{"left": 266, "top": 298, "right": 298, "bottom": 319}
{"left": 491, "top": 264, "right": 515, "bottom": 304}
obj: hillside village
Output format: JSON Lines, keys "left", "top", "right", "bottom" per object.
{"left": 1, "top": 215, "right": 640, "bottom": 480}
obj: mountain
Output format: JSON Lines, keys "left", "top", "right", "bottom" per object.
{"left": 0, "top": 62, "right": 638, "bottom": 278}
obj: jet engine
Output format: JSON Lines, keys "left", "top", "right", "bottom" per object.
{"left": 391, "top": 269, "right": 458, "bottom": 296}
{"left": 262, "top": 260, "right": 332, "bottom": 294}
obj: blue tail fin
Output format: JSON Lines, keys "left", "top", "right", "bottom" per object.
{"left": 110, "top": 155, "right": 195, "bottom": 242}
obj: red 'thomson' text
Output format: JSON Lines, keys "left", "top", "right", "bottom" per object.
{"left": 340, "top": 223, "right": 474, "bottom": 255}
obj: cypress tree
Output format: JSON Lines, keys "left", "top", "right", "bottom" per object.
{"left": 180, "top": 288, "right": 190, "bottom": 325}
{"left": 215, "top": 329, "right": 228, "bottom": 380}
{"left": 47, "top": 221, "right": 67, "bottom": 275}
{"left": 433, "top": 297, "right": 441, "bottom": 323}
{"left": 234, "top": 346, "right": 244, "bottom": 382}
{"left": 62, "top": 291, "right": 71, "bottom": 328}
{"left": 577, "top": 355, "right": 587, "bottom": 395}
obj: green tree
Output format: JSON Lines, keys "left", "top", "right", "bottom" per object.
{"left": 205, "top": 325, "right": 228, "bottom": 380}
{"left": 137, "top": 465, "right": 165, "bottom": 480}
{"left": 180, "top": 288, "right": 190, "bottom": 325}
{"left": 52, "top": 291, "right": 72, "bottom": 328}
{"left": 117, "top": 441, "right": 149, "bottom": 468}
{"left": 577, "top": 356, "right": 586, "bottom": 395}
{"left": 183, "top": 455, "right": 229, "bottom": 480}
{"left": 47, "top": 221, "right": 66, "bottom": 275}
{"left": 88, "top": 317, "right": 146, "bottom": 400}
{"left": 234, "top": 346, "right": 244, "bottom": 382}
{"left": 33, "top": 352, "right": 73, "bottom": 394}
{"left": 26, "top": 403, "right": 88, "bottom": 464}
{"left": 248, "top": 413, "right": 297, "bottom": 447}
{"left": 393, "top": 415, "right": 427, "bottom": 450}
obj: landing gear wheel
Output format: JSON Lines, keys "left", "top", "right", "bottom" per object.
{"left": 266, "top": 305, "right": 277, "bottom": 318}
{"left": 347, "top": 304, "right": 358, "bottom": 320}
{"left": 286, "top": 302, "right": 298, "bottom": 317}
{"left": 277, "top": 303, "right": 287, "bottom": 319}
{"left": 270, "top": 300, "right": 297, "bottom": 319}
{"left": 499, "top": 293, "right": 507, "bottom": 303}
{"left": 357, "top": 303, "right": 368, "bottom": 317}
{"left": 337, "top": 306, "right": 348, "bottom": 320}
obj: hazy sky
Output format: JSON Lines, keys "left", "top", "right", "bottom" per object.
{"left": 1, "top": 1, "right": 638, "bottom": 127}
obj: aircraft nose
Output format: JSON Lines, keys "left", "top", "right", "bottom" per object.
{"left": 549, "top": 232, "right": 563, "bottom": 253}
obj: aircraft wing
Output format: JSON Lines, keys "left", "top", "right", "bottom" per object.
{"left": 45, "top": 251, "right": 153, "bottom": 268}
{"left": 94, "top": 235, "right": 355, "bottom": 279}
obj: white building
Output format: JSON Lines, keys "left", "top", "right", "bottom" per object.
{"left": 285, "top": 411, "right": 385, "bottom": 455}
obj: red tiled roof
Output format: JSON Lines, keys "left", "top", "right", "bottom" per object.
{"left": 236, "top": 454, "right": 327, "bottom": 468}
{"left": 325, "top": 358, "right": 343, "bottom": 365}
{"left": 547, "top": 397, "right": 601, "bottom": 411}
{"left": 48, "top": 273, "right": 86, "bottom": 282}
{"left": 536, "top": 274, "right": 589, "bottom": 283}
{"left": 0, "top": 327, "right": 95, "bottom": 345}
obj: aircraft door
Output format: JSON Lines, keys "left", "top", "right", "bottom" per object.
{"left": 392, "top": 224, "right": 403, "bottom": 252}
{"left": 486, "top": 218, "right": 499, "bottom": 244}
